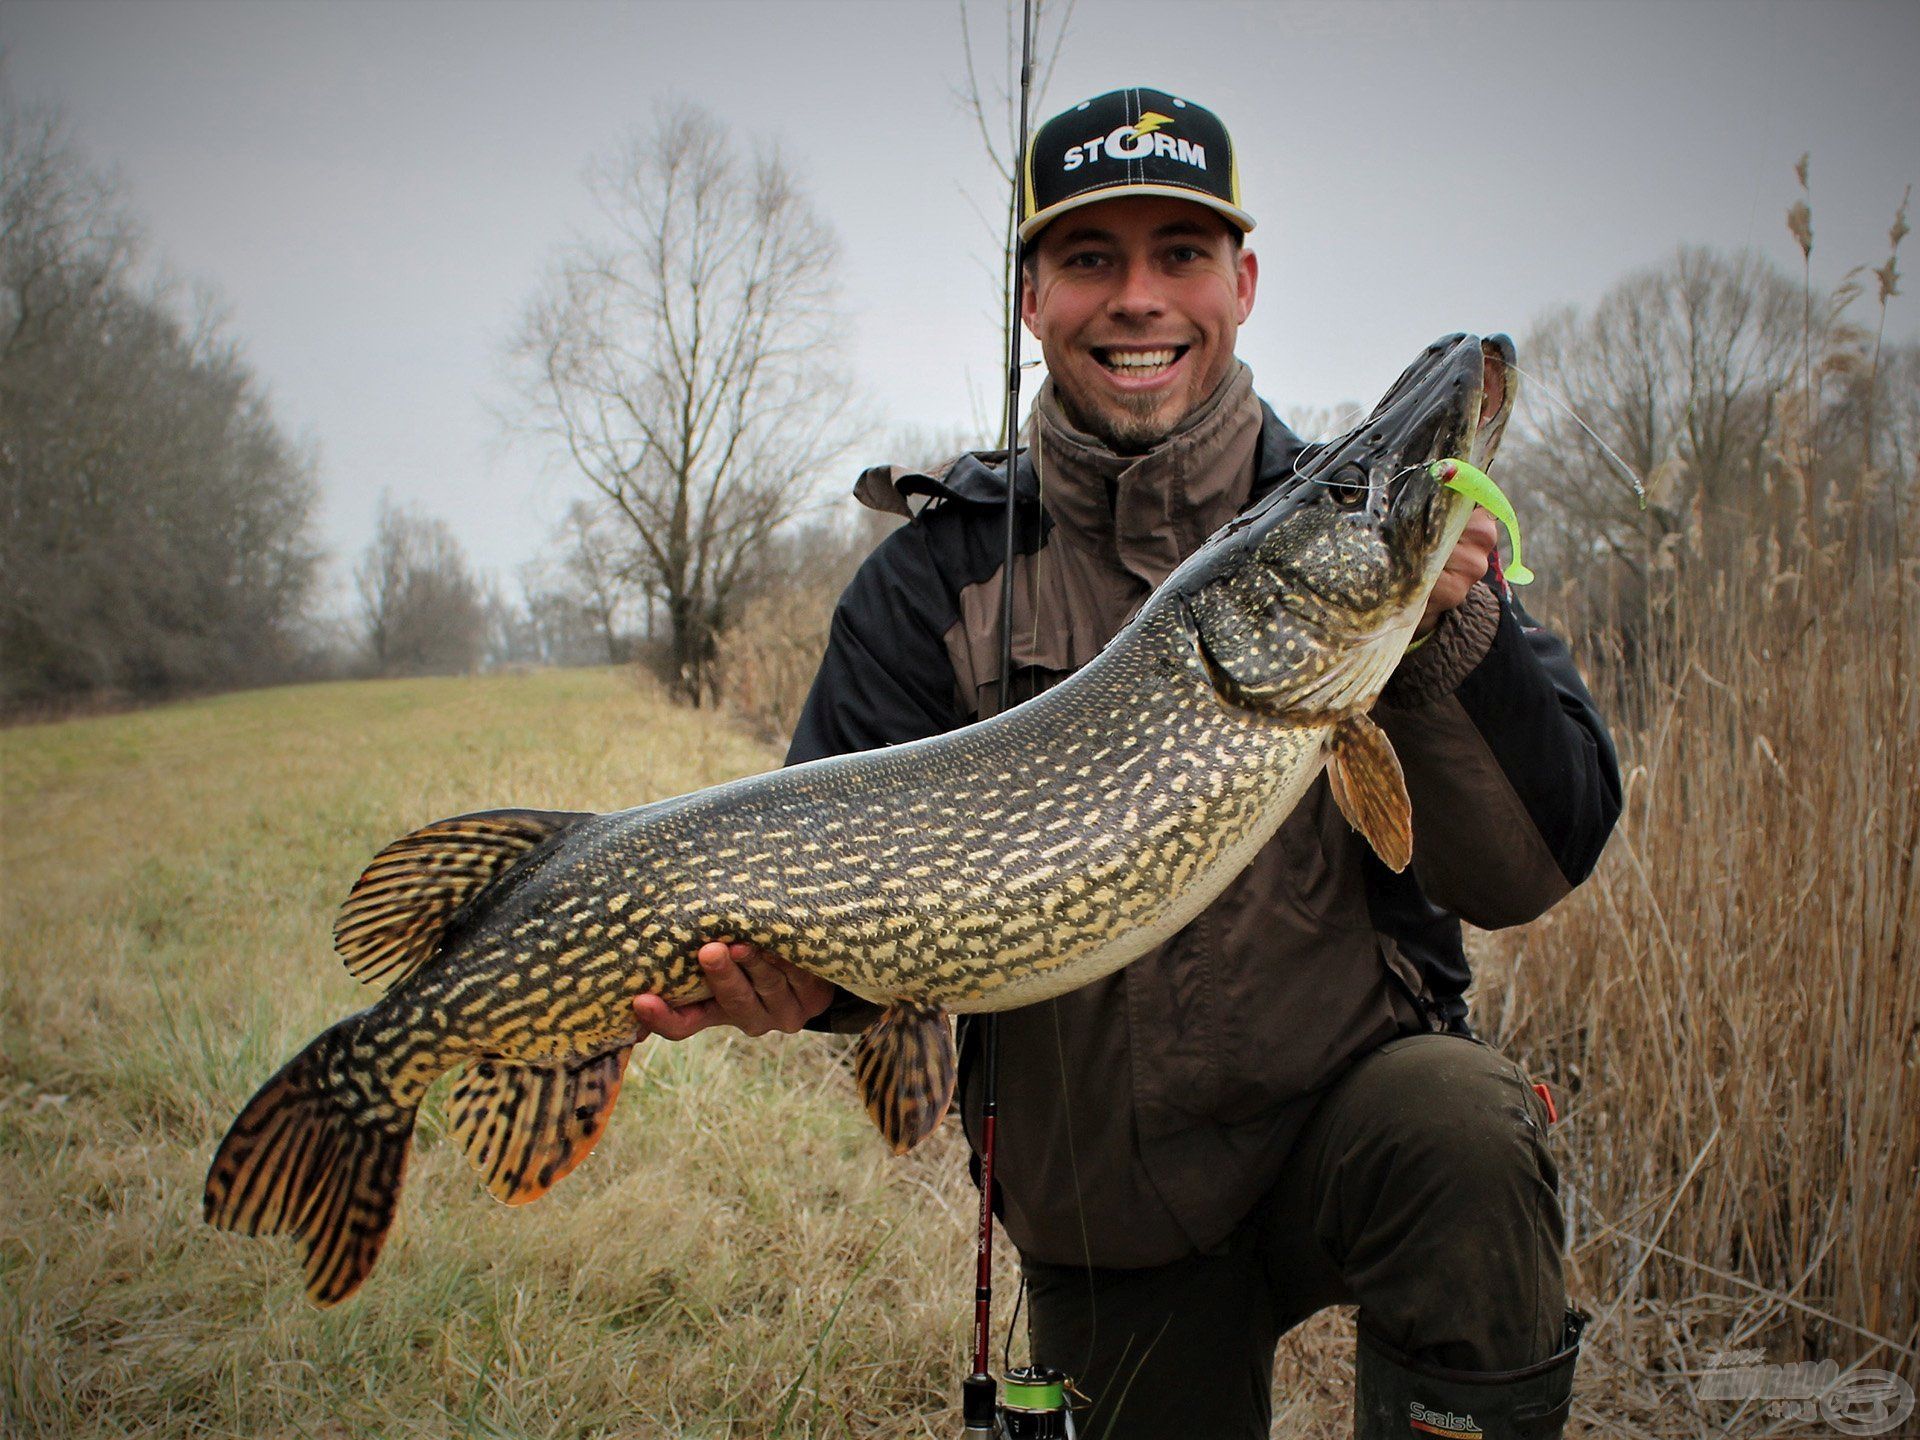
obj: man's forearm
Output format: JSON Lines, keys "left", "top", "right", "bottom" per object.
{"left": 1377, "top": 584, "right": 1622, "bottom": 927}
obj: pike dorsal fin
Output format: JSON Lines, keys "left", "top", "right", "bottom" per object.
{"left": 853, "top": 1002, "right": 956, "bottom": 1154}
{"left": 1327, "top": 715, "right": 1413, "bottom": 872}
{"left": 449, "top": 1046, "right": 631, "bottom": 1205}
{"left": 333, "top": 808, "right": 592, "bottom": 988}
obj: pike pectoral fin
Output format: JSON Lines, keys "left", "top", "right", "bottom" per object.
{"left": 449, "top": 1045, "right": 632, "bottom": 1205}
{"left": 1327, "top": 714, "right": 1413, "bottom": 872}
{"left": 852, "top": 1002, "right": 956, "bottom": 1155}
{"left": 334, "top": 808, "right": 593, "bottom": 988}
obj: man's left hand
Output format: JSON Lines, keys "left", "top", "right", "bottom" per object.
{"left": 632, "top": 940, "right": 834, "bottom": 1041}
{"left": 1415, "top": 507, "right": 1499, "bottom": 638}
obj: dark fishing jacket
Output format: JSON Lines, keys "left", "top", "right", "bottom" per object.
{"left": 788, "top": 401, "right": 1621, "bottom": 1269}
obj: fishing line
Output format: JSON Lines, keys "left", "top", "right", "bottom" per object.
{"left": 1050, "top": 995, "right": 1099, "bottom": 1383}
{"left": 1301, "top": 403, "right": 1372, "bottom": 444}
{"left": 1002, "top": 1274, "right": 1025, "bottom": 1373}
{"left": 1285, "top": 360, "right": 1650, "bottom": 511}
{"left": 1501, "top": 357, "right": 1649, "bottom": 506}
{"left": 1284, "top": 402, "right": 1371, "bottom": 484}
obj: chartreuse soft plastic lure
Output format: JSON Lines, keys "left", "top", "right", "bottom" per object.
{"left": 1432, "top": 459, "right": 1533, "bottom": 584}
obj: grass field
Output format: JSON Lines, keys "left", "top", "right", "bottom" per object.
{"left": 0, "top": 669, "right": 1019, "bottom": 1439}
{"left": 5, "top": 619, "right": 1914, "bottom": 1437}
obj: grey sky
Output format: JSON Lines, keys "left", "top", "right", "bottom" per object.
{"left": 6, "top": 0, "right": 1916, "bottom": 606}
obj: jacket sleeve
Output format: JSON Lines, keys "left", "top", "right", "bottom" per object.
{"left": 1373, "top": 580, "right": 1622, "bottom": 929}
{"left": 787, "top": 520, "right": 968, "bottom": 766}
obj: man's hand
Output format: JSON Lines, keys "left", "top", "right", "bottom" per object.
{"left": 632, "top": 941, "right": 835, "bottom": 1041}
{"left": 1414, "top": 507, "right": 1499, "bottom": 638}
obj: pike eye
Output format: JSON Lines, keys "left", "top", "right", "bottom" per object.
{"left": 1326, "top": 465, "right": 1369, "bottom": 510}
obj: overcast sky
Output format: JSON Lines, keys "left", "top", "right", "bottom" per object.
{"left": 6, "top": 0, "right": 1916, "bottom": 606}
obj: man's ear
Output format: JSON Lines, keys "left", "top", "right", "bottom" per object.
{"left": 1019, "top": 258, "right": 1040, "bottom": 335}
{"left": 1236, "top": 247, "right": 1258, "bottom": 324}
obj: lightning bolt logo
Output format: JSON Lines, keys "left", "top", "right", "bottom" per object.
{"left": 1130, "top": 112, "right": 1175, "bottom": 138}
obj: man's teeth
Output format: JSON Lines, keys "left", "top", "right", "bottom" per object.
{"left": 1100, "top": 348, "right": 1180, "bottom": 374}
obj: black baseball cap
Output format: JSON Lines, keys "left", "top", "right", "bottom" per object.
{"left": 1020, "top": 87, "right": 1253, "bottom": 244}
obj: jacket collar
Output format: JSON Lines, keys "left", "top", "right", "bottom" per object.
{"left": 854, "top": 389, "right": 1311, "bottom": 524}
{"left": 1029, "top": 363, "right": 1265, "bottom": 587}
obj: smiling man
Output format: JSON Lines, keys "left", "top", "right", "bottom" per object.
{"left": 1027, "top": 194, "right": 1254, "bottom": 450}
{"left": 635, "top": 88, "right": 1620, "bottom": 1438}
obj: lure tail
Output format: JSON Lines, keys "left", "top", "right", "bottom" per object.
{"left": 203, "top": 1017, "right": 417, "bottom": 1306}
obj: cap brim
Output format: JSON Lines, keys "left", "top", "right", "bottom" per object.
{"left": 1019, "top": 184, "right": 1256, "bottom": 244}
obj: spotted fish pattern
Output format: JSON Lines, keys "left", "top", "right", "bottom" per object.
{"left": 203, "top": 333, "right": 1514, "bottom": 1305}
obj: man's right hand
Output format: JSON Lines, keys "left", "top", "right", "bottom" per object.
{"left": 632, "top": 941, "right": 835, "bottom": 1041}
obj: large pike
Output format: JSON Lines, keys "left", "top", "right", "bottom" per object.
{"left": 205, "top": 333, "right": 1517, "bottom": 1304}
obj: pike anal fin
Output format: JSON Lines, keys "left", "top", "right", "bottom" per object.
{"left": 1327, "top": 714, "right": 1413, "bottom": 872}
{"left": 449, "top": 1046, "right": 632, "bottom": 1205}
{"left": 852, "top": 1002, "right": 956, "bottom": 1155}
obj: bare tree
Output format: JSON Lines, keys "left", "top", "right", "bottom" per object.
{"left": 1503, "top": 246, "right": 1806, "bottom": 578}
{"left": 355, "top": 498, "right": 486, "bottom": 677}
{"left": 510, "top": 106, "right": 854, "bottom": 705}
{"left": 553, "top": 500, "right": 636, "bottom": 664}
{"left": 508, "top": 501, "right": 640, "bottom": 667}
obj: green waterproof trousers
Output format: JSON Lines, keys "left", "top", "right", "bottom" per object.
{"left": 1021, "top": 1033, "right": 1567, "bottom": 1438}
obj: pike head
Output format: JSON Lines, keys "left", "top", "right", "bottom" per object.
{"left": 1171, "top": 332, "right": 1517, "bottom": 718}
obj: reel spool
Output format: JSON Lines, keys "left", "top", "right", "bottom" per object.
{"left": 960, "top": 1365, "right": 1077, "bottom": 1439}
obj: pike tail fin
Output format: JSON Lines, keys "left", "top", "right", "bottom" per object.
{"left": 203, "top": 1018, "right": 417, "bottom": 1306}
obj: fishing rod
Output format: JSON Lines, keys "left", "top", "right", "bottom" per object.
{"left": 961, "top": 1, "right": 1075, "bottom": 1436}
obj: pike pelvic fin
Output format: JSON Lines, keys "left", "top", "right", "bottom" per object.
{"left": 1327, "top": 714, "right": 1413, "bottom": 872}
{"left": 333, "top": 808, "right": 593, "bottom": 988}
{"left": 203, "top": 1018, "right": 417, "bottom": 1307}
{"left": 448, "top": 1046, "right": 632, "bottom": 1205}
{"left": 852, "top": 1002, "right": 956, "bottom": 1155}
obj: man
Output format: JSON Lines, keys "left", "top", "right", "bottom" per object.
{"left": 635, "top": 88, "right": 1620, "bottom": 1438}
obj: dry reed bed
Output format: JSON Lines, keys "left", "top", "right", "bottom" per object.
{"left": 1475, "top": 526, "right": 1919, "bottom": 1434}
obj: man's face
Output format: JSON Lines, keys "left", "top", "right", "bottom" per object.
{"left": 1021, "top": 196, "right": 1258, "bottom": 452}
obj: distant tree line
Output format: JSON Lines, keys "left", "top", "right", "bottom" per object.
{"left": 354, "top": 498, "right": 649, "bottom": 679}
{"left": 8, "top": 66, "right": 1908, "bottom": 728}
{"left": 1, "top": 89, "right": 321, "bottom": 710}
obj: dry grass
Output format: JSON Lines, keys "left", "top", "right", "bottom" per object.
{"left": 0, "top": 668, "right": 1010, "bottom": 1439}
{"left": 716, "top": 581, "right": 842, "bottom": 747}
{"left": 5, "top": 530, "right": 1916, "bottom": 1436}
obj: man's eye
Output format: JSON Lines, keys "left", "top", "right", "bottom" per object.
{"left": 1168, "top": 245, "right": 1204, "bottom": 263}
{"left": 1065, "top": 251, "right": 1108, "bottom": 269}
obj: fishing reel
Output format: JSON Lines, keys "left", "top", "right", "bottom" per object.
{"left": 961, "top": 1366, "right": 1079, "bottom": 1439}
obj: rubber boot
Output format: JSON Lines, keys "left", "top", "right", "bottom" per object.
{"left": 1354, "top": 1310, "right": 1586, "bottom": 1440}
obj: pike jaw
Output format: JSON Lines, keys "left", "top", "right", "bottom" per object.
{"left": 1174, "top": 333, "right": 1518, "bottom": 717}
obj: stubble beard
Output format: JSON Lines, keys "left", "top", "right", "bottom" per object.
{"left": 1057, "top": 383, "right": 1181, "bottom": 456}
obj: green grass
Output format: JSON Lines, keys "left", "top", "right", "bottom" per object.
{"left": 0, "top": 669, "right": 999, "bottom": 1439}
